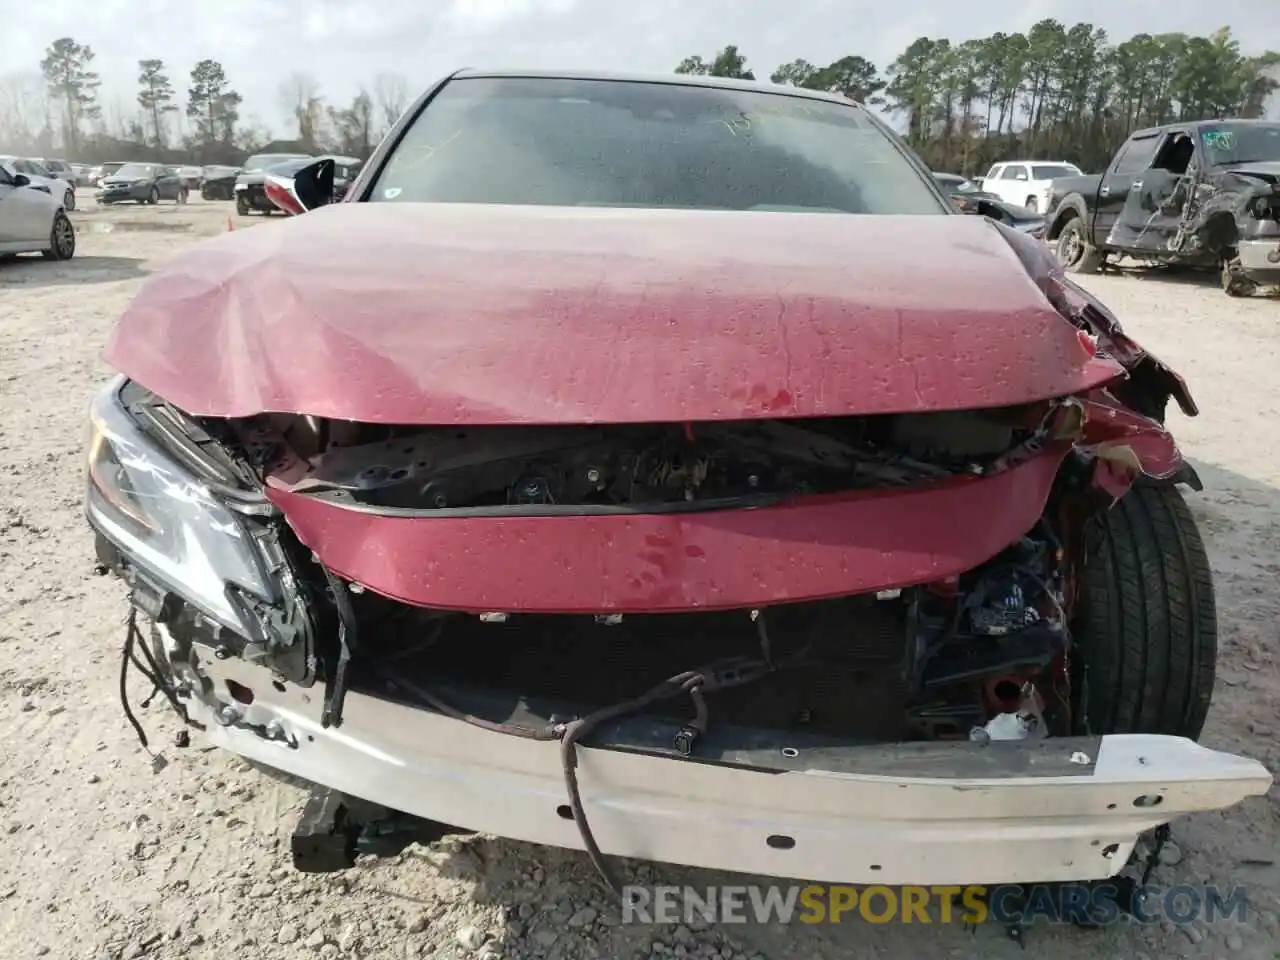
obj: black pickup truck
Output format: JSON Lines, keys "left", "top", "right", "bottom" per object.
{"left": 1044, "top": 119, "right": 1280, "bottom": 296}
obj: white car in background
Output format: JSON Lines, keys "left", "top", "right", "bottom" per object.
{"left": 0, "top": 156, "right": 77, "bottom": 211}
{"left": 977, "top": 160, "right": 1083, "bottom": 215}
{"left": 0, "top": 159, "right": 76, "bottom": 260}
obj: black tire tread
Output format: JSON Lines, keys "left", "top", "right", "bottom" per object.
{"left": 1076, "top": 484, "right": 1216, "bottom": 738}
{"left": 1058, "top": 218, "right": 1104, "bottom": 275}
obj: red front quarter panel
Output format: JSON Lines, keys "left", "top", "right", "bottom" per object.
{"left": 268, "top": 446, "right": 1069, "bottom": 613}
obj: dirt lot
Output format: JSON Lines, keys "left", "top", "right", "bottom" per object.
{"left": 1, "top": 197, "right": 1278, "bottom": 960}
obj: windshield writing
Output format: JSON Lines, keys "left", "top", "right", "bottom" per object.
{"left": 1200, "top": 124, "right": 1280, "bottom": 165}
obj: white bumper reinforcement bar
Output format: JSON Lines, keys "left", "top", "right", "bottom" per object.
{"left": 174, "top": 648, "right": 1273, "bottom": 887}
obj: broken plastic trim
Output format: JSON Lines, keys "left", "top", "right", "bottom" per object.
{"left": 319, "top": 567, "right": 357, "bottom": 729}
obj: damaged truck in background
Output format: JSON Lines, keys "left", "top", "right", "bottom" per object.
{"left": 86, "top": 70, "right": 1271, "bottom": 900}
{"left": 1046, "top": 119, "right": 1280, "bottom": 296}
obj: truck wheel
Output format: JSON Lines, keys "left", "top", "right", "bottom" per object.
{"left": 236, "top": 196, "right": 250, "bottom": 216}
{"left": 1024, "top": 194, "right": 1038, "bottom": 212}
{"left": 1073, "top": 483, "right": 1216, "bottom": 739}
{"left": 1221, "top": 254, "right": 1257, "bottom": 298}
{"left": 1054, "top": 218, "right": 1104, "bottom": 274}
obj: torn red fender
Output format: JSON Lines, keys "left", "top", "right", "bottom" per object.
{"left": 1063, "top": 390, "right": 1185, "bottom": 500}
{"left": 997, "top": 225, "right": 1199, "bottom": 418}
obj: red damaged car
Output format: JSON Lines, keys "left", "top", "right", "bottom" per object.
{"left": 88, "top": 70, "right": 1269, "bottom": 892}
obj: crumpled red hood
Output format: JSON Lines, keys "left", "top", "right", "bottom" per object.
{"left": 104, "top": 204, "right": 1124, "bottom": 424}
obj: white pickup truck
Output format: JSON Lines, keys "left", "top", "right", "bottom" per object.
{"left": 977, "top": 160, "right": 1083, "bottom": 214}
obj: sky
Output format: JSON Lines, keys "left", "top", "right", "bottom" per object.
{"left": 2, "top": 0, "right": 1278, "bottom": 135}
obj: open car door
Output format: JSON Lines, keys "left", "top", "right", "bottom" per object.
{"left": 1106, "top": 129, "right": 1195, "bottom": 253}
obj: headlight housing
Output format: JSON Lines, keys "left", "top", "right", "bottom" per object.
{"left": 85, "top": 378, "right": 278, "bottom": 633}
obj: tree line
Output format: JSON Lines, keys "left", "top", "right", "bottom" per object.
{"left": 0, "top": 37, "right": 411, "bottom": 165}
{"left": 2, "top": 25, "right": 1276, "bottom": 171}
{"left": 677, "top": 24, "right": 1279, "bottom": 173}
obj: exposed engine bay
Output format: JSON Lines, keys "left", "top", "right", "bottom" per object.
{"left": 339, "top": 525, "right": 1072, "bottom": 746}
{"left": 109, "top": 379, "right": 1079, "bottom": 748}
{"left": 226, "top": 406, "right": 1036, "bottom": 511}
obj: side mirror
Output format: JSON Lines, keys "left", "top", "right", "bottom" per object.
{"left": 298, "top": 158, "right": 336, "bottom": 209}
{"left": 12, "top": 173, "right": 31, "bottom": 187}
{"left": 264, "top": 158, "right": 336, "bottom": 216}
{"left": 960, "top": 197, "right": 1013, "bottom": 225}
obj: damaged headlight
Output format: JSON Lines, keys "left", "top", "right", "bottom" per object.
{"left": 85, "top": 377, "right": 278, "bottom": 632}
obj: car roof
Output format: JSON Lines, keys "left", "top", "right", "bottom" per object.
{"left": 450, "top": 67, "right": 859, "bottom": 106}
{"left": 1129, "top": 118, "right": 1279, "bottom": 139}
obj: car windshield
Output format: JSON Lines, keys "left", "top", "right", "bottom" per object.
{"left": 19, "top": 159, "right": 51, "bottom": 177}
{"left": 1199, "top": 123, "right": 1280, "bottom": 165}
{"left": 244, "top": 154, "right": 309, "bottom": 172}
{"left": 369, "top": 77, "right": 945, "bottom": 214}
{"left": 1031, "top": 164, "right": 1079, "bottom": 179}
{"left": 114, "top": 163, "right": 155, "bottom": 178}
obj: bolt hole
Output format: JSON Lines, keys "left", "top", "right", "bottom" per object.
{"left": 225, "top": 679, "right": 254, "bottom": 704}
{"left": 1101, "top": 843, "right": 1120, "bottom": 858}
{"left": 555, "top": 805, "right": 574, "bottom": 820}
{"left": 1090, "top": 840, "right": 1100, "bottom": 847}
{"left": 992, "top": 679, "right": 1021, "bottom": 704}
{"left": 780, "top": 747, "right": 799, "bottom": 759}
{"left": 869, "top": 864, "right": 882, "bottom": 871}
{"left": 1106, "top": 803, "right": 1116, "bottom": 810}
{"left": 765, "top": 835, "right": 795, "bottom": 850}
{"left": 1133, "top": 794, "right": 1164, "bottom": 808}
{"left": 389, "top": 468, "right": 409, "bottom": 481}
{"left": 272, "top": 680, "right": 286, "bottom": 693}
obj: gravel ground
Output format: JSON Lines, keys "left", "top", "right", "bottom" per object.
{"left": 1, "top": 198, "right": 1278, "bottom": 960}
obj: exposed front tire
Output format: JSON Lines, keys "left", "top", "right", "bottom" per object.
{"left": 1054, "top": 217, "right": 1104, "bottom": 274}
{"left": 178, "top": 188, "right": 189, "bottom": 205}
{"left": 64, "top": 189, "right": 76, "bottom": 211}
{"left": 41, "top": 210, "right": 76, "bottom": 261}
{"left": 148, "top": 186, "right": 160, "bottom": 205}
{"left": 1221, "top": 253, "right": 1257, "bottom": 298}
{"left": 236, "top": 196, "right": 250, "bottom": 216}
{"left": 1073, "top": 483, "right": 1216, "bottom": 739}
{"left": 1024, "top": 194, "right": 1038, "bottom": 212}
